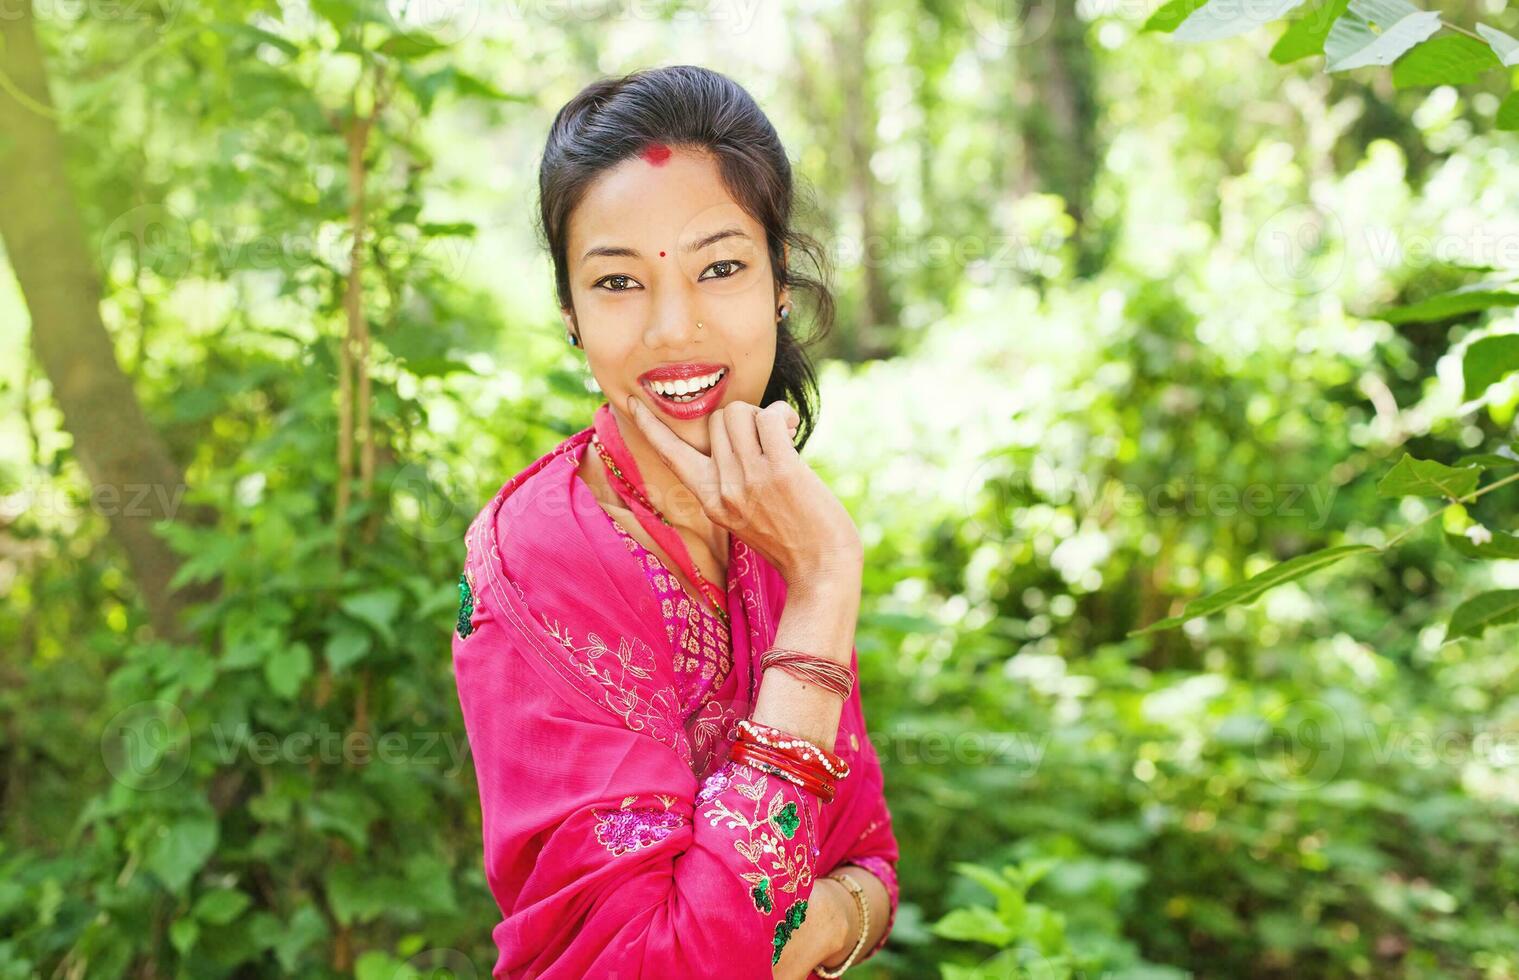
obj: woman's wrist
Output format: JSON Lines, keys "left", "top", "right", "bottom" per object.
{"left": 817, "top": 876, "right": 860, "bottom": 970}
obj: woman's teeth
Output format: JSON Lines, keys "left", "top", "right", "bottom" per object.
{"left": 648, "top": 369, "right": 725, "bottom": 401}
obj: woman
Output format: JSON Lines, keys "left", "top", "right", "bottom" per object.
{"left": 451, "top": 65, "right": 899, "bottom": 979}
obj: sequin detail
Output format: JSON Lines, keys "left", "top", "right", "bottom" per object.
{"left": 770, "top": 801, "right": 800, "bottom": 839}
{"left": 456, "top": 572, "right": 475, "bottom": 638}
{"left": 592, "top": 794, "right": 684, "bottom": 857}
{"left": 771, "top": 899, "right": 808, "bottom": 965}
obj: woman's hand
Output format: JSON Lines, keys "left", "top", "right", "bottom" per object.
{"left": 625, "top": 396, "right": 863, "bottom": 590}
{"left": 771, "top": 876, "right": 852, "bottom": 980}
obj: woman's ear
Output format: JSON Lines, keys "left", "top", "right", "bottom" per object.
{"left": 560, "top": 307, "right": 578, "bottom": 341}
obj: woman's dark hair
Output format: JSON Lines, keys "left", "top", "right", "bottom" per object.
{"left": 536, "top": 64, "right": 835, "bottom": 451}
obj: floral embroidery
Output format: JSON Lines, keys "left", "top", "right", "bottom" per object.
{"left": 592, "top": 794, "right": 685, "bottom": 857}
{"left": 750, "top": 877, "right": 773, "bottom": 913}
{"left": 770, "top": 801, "right": 800, "bottom": 840}
{"left": 537, "top": 615, "right": 691, "bottom": 766}
{"left": 771, "top": 899, "right": 808, "bottom": 965}
{"left": 456, "top": 572, "right": 475, "bottom": 638}
{"left": 700, "top": 760, "right": 816, "bottom": 937}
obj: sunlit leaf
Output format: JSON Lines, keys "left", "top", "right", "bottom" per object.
{"left": 1462, "top": 334, "right": 1519, "bottom": 401}
{"left": 1376, "top": 453, "right": 1482, "bottom": 498}
{"left": 1445, "top": 530, "right": 1519, "bottom": 559}
{"left": 1173, "top": 0, "right": 1310, "bottom": 42}
{"left": 1131, "top": 544, "right": 1377, "bottom": 635}
{"left": 1447, "top": 589, "right": 1519, "bottom": 640}
{"left": 1377, "top": 278, "right": 1519, "bottom": 324}
{"left": 1476, "top": 22, "right": 1519, "bottom": 66}
{"left": 1391, "top": 35, "right": 1500, "bottom": 88}
{"left": 1271, "top": 0, "right": 1351, "bottom": 63}
{"left": 1324, "top": 0, "right": 1442, "bottom": 71}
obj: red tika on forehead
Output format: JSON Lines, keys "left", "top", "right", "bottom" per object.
{"left": 640, "top": 142, "right": 672, "bottom": 166}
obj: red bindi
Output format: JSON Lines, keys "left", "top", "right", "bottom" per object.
{"left": 640, "top": 142, "right": 672, "bottom": 167}
{"left": 659, "top": 251, "right": 666, "bottom": 257}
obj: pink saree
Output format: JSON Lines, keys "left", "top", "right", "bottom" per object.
{"left": 450, "top": 404, "right": 900, "bottom": 978}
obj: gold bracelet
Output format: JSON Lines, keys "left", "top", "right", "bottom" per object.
{"left": 815, "top": 871, "right": 869, "bottom": 977}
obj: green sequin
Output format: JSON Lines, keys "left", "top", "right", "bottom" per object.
{"left": 750, "top": 877, "right": 773, "bottom": 913}
{"left": 771, "top": 899, "right": 809, "bottom": 965}
{"left": 456, "top": 572, "right": 475, "bottom": 638}
{"left": 770, "top": 801, "right": 800, "bottom": 840}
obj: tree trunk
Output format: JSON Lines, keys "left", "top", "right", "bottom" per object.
{"left": 0, "top": 1, "right": 199, "bottom": 637}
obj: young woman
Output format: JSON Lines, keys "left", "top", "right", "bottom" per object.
{"left": 450, "top": 65, "right": 899, "bottom": 979}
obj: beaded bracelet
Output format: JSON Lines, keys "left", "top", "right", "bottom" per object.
{"left": 737, "top": 718, "right": 851, "bottom": 780}
{"left": 759, "top": 647, "right": 855, "bottom": 702}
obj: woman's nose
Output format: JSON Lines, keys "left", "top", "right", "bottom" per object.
{"left": 642, "top": 290, "right": 702, "bottom": 350}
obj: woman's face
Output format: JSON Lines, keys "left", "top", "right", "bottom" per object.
{"left": 562, "top": 143, "right": 785, "bottom": 455}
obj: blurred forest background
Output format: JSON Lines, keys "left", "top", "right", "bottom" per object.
{"left": 4, "top": 0, "right": 1519, "bottom": 976}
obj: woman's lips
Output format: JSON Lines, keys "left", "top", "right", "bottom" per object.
{"left": 639, "top": 368, "right": 730, "bottom": 421}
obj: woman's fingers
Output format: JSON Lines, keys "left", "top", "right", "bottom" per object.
{"left": 707, "top": 409, "right": 739, "bottom": 510}
{"left": 724, "top": 402, "right": 763, "bottom": 478}
{"left": 757, "top": 401, "right": 798, "bottom": 457}
{"left": 624, "top": 395, "right": 711, "bottom": 490}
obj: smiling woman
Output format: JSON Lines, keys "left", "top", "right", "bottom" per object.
{"left": 449, "top": 65, "right": 900, "bottom": 979}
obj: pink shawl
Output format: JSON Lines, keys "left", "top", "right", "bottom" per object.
{"left": 450, "top": 404, "right": 900, "bottom": 978}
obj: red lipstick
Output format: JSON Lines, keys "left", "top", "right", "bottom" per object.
{"left": 636, "top": 361, "right": 731, "bottom": 421}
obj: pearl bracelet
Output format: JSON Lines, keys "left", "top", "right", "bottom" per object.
{"left": 736, "top": 719, "right": 851, "bottom": 780}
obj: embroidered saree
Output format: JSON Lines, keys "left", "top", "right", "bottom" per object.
{"left": 450, "top": 405, "right": 900, "bottom": 978}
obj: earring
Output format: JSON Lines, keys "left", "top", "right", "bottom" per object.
{"left": 777, "top": 304, "right": 790, "bottom": 321}
{"left": 567, "top": 332, "right": 579, "bottom": 346}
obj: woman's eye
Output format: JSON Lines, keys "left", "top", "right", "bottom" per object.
{"left": 594, "top": 274, "right": 640, "bottom": 292}
{"left": 700, "top": 259, "right": 746, "bottom": 281}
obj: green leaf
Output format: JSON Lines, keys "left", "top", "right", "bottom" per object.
{"left": 324, "top": 628, "right": 372, "bottom": 674}
{"left": 1173, "top": 0, "right": 1310, "bottom": 42}
{"left": 1454, "top": 451, "right": 1519, "bottom": 470}
{"left": 1375, "top": 453, "right": 1482, "bottom": 498}
{"left": 1378, "top": 278, "right": 1519, "bottom": 324}
{"left": 1500, "top": 92, "right": 1519, "bottom": 131}
{"left": 1324, "top": 0, "right": 1442, "bottom": 71}
{"left": 1476, "top": 22, "right": 1519, "bottom": 66}
{"left": 1445, "top": 530, "right": 1519, "bottom": 559}
{"left": 145, "top": 815, "right": 219, "bottom": 895}
{"left": 377, "top": 33, "right": 449, "bottom": 59}
{"left": 1392, "top": 35, "right": 1500, "bottom": 88}
{"left": 1130, "top": 544, "right": 1377, "bottom": 635}
{"left": 169, "top": 917, "right": 199, "bottom": 955}
{"left": 1447, "top": 589, "right": 1519, "bottom": 640}
{"left": 341, "top": 589, "right": 402, "bottom": 645}
{"left": 1462, "top": 334, "right": 1519, "bottom": 401}
{"left": 305, "top": 789, "right": 380, "bottom": 849}
{"left": 265, "top": 641, "right": 313, "bottom": 700}
{"left": 1271, "top": 0, "right": 1351, "bottom": 63}
{"left": 1142, "top": 0, "right": 1211, "bottom": 33}
{"left": 194, "top": 889, "right": 252, "bottom": 925}
{"left": 929, "top": 904, "right": 1015, "bottom": 945}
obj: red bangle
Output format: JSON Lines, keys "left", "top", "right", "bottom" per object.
{"left": 730, "top": 741, "right": 825, "bottom": 800}
{"left": 730, "top": 740, "right": 836, "bottom": 803}
{"left": 737, "top": 718, "right": 851, "bottom": 779}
